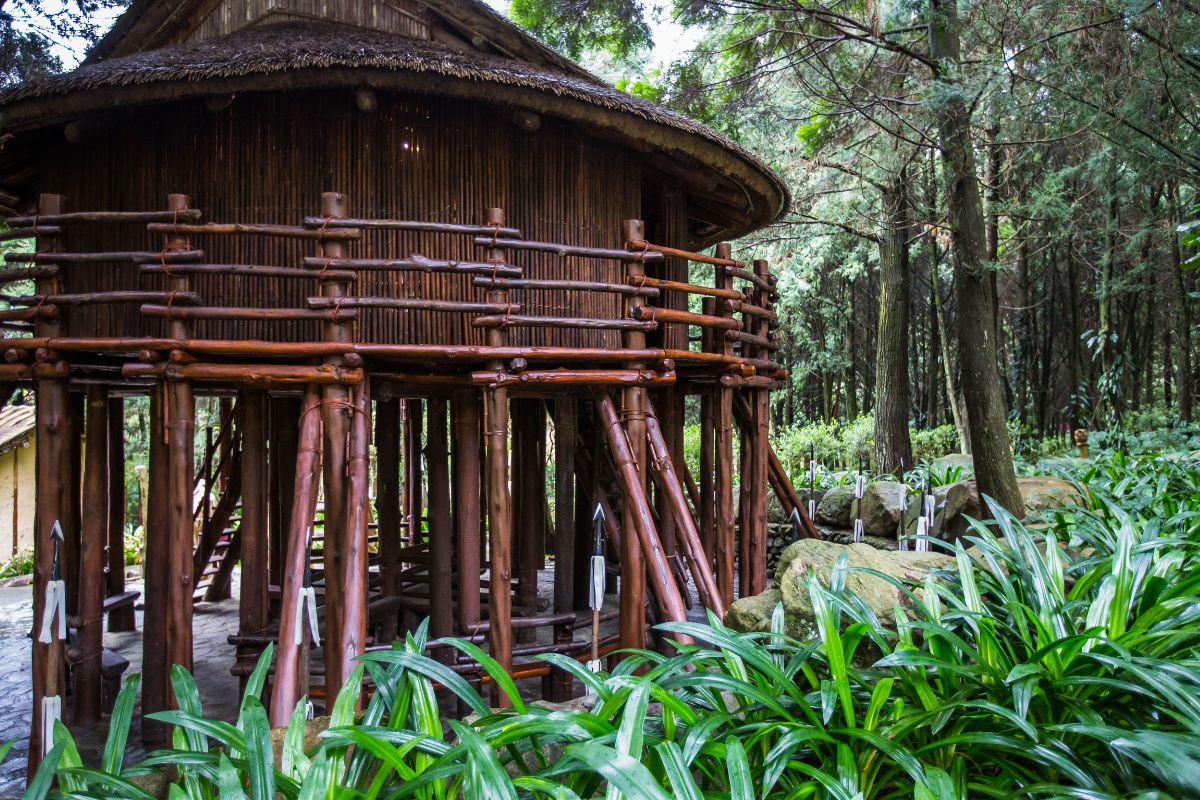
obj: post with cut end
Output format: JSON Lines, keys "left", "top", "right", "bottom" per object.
{"left": 318, "top": 191, "right": 353, "bottom": 695}
{"left": 270, "top": 385, "right": 323, "bottom": 727}
{"left": 619, "top": 218, "right": 649, "bottom": 652}
{"left": 427, "top": 397, "right": 453, "bottom": 656}
{"left": 30, "top": 193, "right": 67, "bottom": 778}
{"left": 482, "top": 207, "right": 514, "bottom": 705}
{"left": 164, "top": 194, "right": 197, "bottom": 696}
{"left": 453, "top": 390, "right": 482, "bottom": 634}
{"left": 713, "top": 243, "right": 736, "bottom": 607}
{"left": 75, "top": 385, "right": 108, "bottom": 727}
{"left": 107, "top": 396, "right": 134, "bottom": 632}
{"left": 376, "top": 396, "right": 402, "bottom": 643}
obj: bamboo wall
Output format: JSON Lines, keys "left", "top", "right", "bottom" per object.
{"left": 38, "top": 90, "right": 641, "bottom": 348}
{"left": 187, "top": 0, "right": 429, "bottom": 43}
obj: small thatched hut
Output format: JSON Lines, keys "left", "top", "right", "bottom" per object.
{"left": 0, "top": 0, "right": 813, "bottom": 781}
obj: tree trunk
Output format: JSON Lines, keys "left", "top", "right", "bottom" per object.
{"left": 874, "top": 178, "right": 914, "bottom": 473}
{"left": 1170, "top": 182, "right": 1193, "bottom": 421}
{"left": 929, "top": 0, "right": 1022, "bottom": 514}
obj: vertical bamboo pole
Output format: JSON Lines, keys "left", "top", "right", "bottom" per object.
{"left": 142, "top": 386, "right": 169, "bottom": 745}
{"left": 239, "top": 390, "right": 269, "bottom": 635}
{"left": 30, "top": 193, "right": 66, "bottom": 777}
{"left": 553, "top": 396, "right": 576, "bottom": 614}
{"left": 270, "top": 396, "right": 300, "bottom": 619}
{"left": 269, "top": 385, "right": 322, "bottom": 727}
{"left": 619, "top": 219, "right": 649, "bottom": 652}
{"left": 75, "top": 385, "right": 108, "bottom": 727}
{"left": 427, "top": 397, "right": 453, "bottom": 653}
{"left": 513, "top": 398, "right": 544, "bottom": 631}
{"left": 699, "top": 369, "right": 715, "bottom": 565}
{"left": 318, "top": 191, "right": 352, "bottom": 691}
{"left": 338, "top": 378, "right": 370, "bottom": 705}
{"left": 107, "top": 396, "right": 134, "bottom": 632}
{"left": 403, "top": 399, "right": 423, "bottom": 548}
{"left": 453, "top": 390, "right": 482, "bottom": 633}
{"left": 746, "top": 259, "right": 771, "bottom": 595}
{"left": 713, "top": 243, "right": 736, "bottom": 607}
{"left": 483, "top": 208, "right": 513, "bottom": 706}
{"left": 164, "top": 193, "right": 196, "bottom": 702}
{"left": 376, "top": 396, "right": 402, "bottom": 643}
{"left": 64, "top": 391, "right": 81, "bottom": 621}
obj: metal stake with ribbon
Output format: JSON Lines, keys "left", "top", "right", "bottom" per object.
{"left": 587, "top": 503, "right": 605, "bottom": 673}
{"left": 38, "top": 520, "right": 67, "bottom": 644}
{"left": 852, "top": 458, "right": 865, "bottom": 543}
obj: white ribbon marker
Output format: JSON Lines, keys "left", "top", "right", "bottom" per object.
{"left": 852, "top": 518, "right": 864, "bottom": 543}
{"left": 294, "top": 586, "right": 320, "bottom": 647}
{"left": 807, "top": 499, "right": 816, "bottom": 522}
{"left": 41, "top": 695, "right": 61, "bottom": 756}
{"left": 38, "top": 579, "right": 67, "bottom": 644}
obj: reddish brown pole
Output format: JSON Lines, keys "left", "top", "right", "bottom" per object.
{"left": 269, "top": 396, "right": 300, "bottom": 619}
{"left": 376, "top": 396, "right": 402, "bottom": 643}
{"left": 552, "top": 396, "right": 576, "bottom": 615}
{"left": 596, "top": 395, "right": 691, "bottom": 639}
{"left": 713, "top": 243, "right": 736, "bottom": 607}
{"left": 620, "top": 219, "right": 648, "bottom": 652}
{"left": 142, "top": 386, "right": 169, "bottom": 744}
{"left": 453, "top": 390, "right": 482, "bottom": 634}
{"left": 403, "top": 399, "right": 423, "bottom": 549}
{"left": 513, "top": 399, "right": 544, "bottom": 631}
{"left": 239, "top": 390, "right": 269, "bottom": 635}
{"left": 427, "top": 398, "right": 453, "bottom": 653}
{"left": 270, "top": 385, "right": 322, "bottom": 726}
{"left": 107, "top": 396, "right": 134, "bottom": 632}
{"left": 29, "top": 194, "right": 66, "bottom": 778}
{"left": 483, "top": 208, "right": 513, "bottom": 705}
{"left": 746, "top": 259, "right": 772, "bottom": 596}
{"left": 337, "top": 378, "right": 370, "bottom": 704}
{"left": 644, "top": 409, "right": 724, "bottom": 617}
{"left": 699, "top": 390, "right": 715, "bottom": 566}
{"left": 318, "top": 191, "right": 352, "bottom": 691}
{"left": 165, "top": 194, "right": 196, "bottom": 695}
{"left": 74, "top": 385, "right": 108, "bottom": 727}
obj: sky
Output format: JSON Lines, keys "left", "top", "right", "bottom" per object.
{"left": 27, "top": 0, "right": 701, "bottom": 74}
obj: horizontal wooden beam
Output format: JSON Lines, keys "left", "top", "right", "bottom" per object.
{"left": 302, "top": 216, "right": 522, "bottom": 238}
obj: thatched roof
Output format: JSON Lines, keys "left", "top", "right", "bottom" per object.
{"left": 0, "top": 21, "right": 788, "bottom": 235}
{"left": 0, "top": 405, "right": 35, "bottom": 457}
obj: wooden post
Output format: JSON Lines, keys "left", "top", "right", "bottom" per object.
{"left": 699, "top": 383, "right": 715, "bottom": 566}
{"left": 239, "top": 390, "right": 269, "bottom": 635}
{"left": 164, "top": 194, "right": 196, "bottom": 693}
{"left": 713, "top": 243, "right": 736, "bottom": 607}
{"left": 338, "top": 378, "right": 371, "bottom": 705}
{"left": 403, "top": 399, "right": 423, "bottom": 548}
{"left": 620, "top": 219, "right": 648, "bottom": 652}
{"left": 483, "top": 208, "right": 513, "bottom": 706}
{"left": 142, "top": 386, "right": 169, "bottom": 744}
{"left": 746, "top": 259, "right": 771, "bottom": 595}
{"left": 553, "top": 396, "right": 576, "bottom": 614}
{"left": 427, "top": 397, "right": 453, "bottom": 652}
{"left": 30, "top": 193, "right": 66, "bottom": 777}
{"left": 318, "top": 191, "right": 352, "bottom": 692}
{"left": 269, "top": 385, "right": 322, "bottom": 727}
{"left": 270, "top": 396, "right": 300, "bottom": 619}
{"left": 513, "top": 399, "right": 544, "bottom": 631}
{"left": 654, "top": 388, "right": 678, "bottom": 565}
{"left": 75, "top": 385, "right": 108, "bottom": 727}
{"left": 107, "top": 396, "right": 134, "bottom": 632}
{"left": 376, "top": 396, "right": 402, "bottom": 643}
{"left": 453, "top": 391, "right": 482, "bottom": 634}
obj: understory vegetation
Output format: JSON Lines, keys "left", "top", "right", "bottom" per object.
{"left": 18, "top": 452, "right": 1200, "bottom": 799}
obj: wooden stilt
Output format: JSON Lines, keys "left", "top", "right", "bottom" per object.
{"left": 513, "top": 398, "right": 545, "bottom": 631}
{"left": 319, "top": 191, "right": 352, "bottom": 693}
{"left": 269, "top": 385, "right": 322, "bottom": 726}
{"left": 142, "top": 385, "right": 169, "bottom": 744}
{"left": 74, "top": 385, "right": 108, "bottom": 727}
{"left": 30, "top": 192, "right": 68, "bottom": 776}
{"left": 64, "top": 391, "right": 82, "bottom": 621}
{"left": 164, "top": 194, "right": 196, "bottom": 693}
{"left": 596, "top": 394, "right": 691, "bottom": 639}
{"left": 482, "top": 208, "right": 513, "bottom": 706}
{"left": 713, "top": 243, "right": 736, "bottom": 607}
{"left": 270, "top": 396, "right": 300, "bottom": 619}
{"left": 376, "top": 397, "right": 402, "bottom": 643}
{"left": 337, "top": 377, "right": 371, "bottom": 704}
{"left": 654, "top": 387, "right": 678, "bottom": 564}
{"left": 453, "top": 390, "right": 482, "bottom": 633}
{"left": 403, "top": 398, "right": 423, "bottom": 549}
{"left": 571, "top": 406, "right": 598, "bottom": 612}
{"left": 107, "top": 396, "right": 134, "bottom": 632}
{"left": 427, "top": 397, "right": 453, "bottom": 653}
{"left": 619, "top": 220, "right": 648, "bottom": 652}
{"left": 746, "top": 259, "right": 771, "bottom": 596}
{"left": 552, "top": 396, "right": 576, "bottom": 614}
{"left": 239, "top": 390, "right": 270, "bottom": 635}
{"left": 699, "top": 390, "right": 715, "bottom": 566}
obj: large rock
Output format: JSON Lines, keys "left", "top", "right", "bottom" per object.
{"left": 816, "top": 485, "right": 856, "bottom": 527}
{"left": 725, "top": 539, "right": 953, "bottom": 639}
{"left": 860, "top": 480, "right": 914, "bottom": 536}
{"left": 942, "top": 476, "right": 1085, "bottom": 536}
{"left": 933, "top": 453, "right": 974, "bottom": 472}
{"left": 932, "top": 481, "right": 973, "bottom": 536}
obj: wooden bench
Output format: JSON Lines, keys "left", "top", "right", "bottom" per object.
{"left": 104, "top": 590, "right": 140, "bottom": 631}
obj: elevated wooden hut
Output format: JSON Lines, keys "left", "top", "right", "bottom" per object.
{"left": 0, "top": 0, "right": 815, "bottom": 777}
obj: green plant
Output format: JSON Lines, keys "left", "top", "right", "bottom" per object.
{"left": 0, "top": 549, "right": 33, "bottom": 580}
